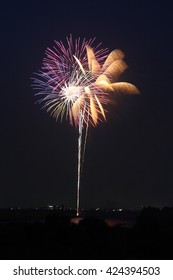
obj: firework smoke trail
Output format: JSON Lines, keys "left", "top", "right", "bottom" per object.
{"left": 77, "top": 110, "right": 84, "bottom": 216}
{"left": 81, "top": 115, "right": 89, "bottom": 170}
{"left": 32, "top": 36, "right": 139, "bottom": 216}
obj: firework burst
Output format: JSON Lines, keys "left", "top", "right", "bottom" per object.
{"left": 32, "top": 35, "right": 139, "bottom": 216}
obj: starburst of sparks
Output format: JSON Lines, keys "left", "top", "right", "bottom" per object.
{"left": 32, "top": 36, "right": 139, "bottom": 127}
{"left": 32, "top": 36, "right": 139, "bottom": 216}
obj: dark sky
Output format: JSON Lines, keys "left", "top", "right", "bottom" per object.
{"left": 1, "top": 0, "right": 173, "bottom": 209}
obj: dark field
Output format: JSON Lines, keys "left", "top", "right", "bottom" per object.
{"left": 0, "top": 207, "right": 173, "bottom": 259}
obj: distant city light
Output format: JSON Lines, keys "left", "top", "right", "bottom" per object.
{"left": 48, "top": 205, "right": 54, "bottom": 209}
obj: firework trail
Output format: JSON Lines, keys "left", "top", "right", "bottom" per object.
{"left": 32, "top": 35, "right": 139, "bottom": 216}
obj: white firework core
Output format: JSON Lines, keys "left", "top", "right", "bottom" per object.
{"left": 60, "top": 85, "right": 82, "bottom": 103}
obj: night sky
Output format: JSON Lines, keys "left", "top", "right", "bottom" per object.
{"left": 1, "top": 0, "right": 173, "bottom": 209}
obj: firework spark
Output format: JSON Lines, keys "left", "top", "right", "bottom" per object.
{"left": 32, "top": 36, "right": 139, "bottom": 216}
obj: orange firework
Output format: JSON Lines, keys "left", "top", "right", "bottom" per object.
{"left": 33, "top": 36, "right": 139, "bottom": 216}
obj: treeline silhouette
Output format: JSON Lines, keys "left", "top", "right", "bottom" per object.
{"left": 0, "top": 207, "right": 173, "bottom": 259}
